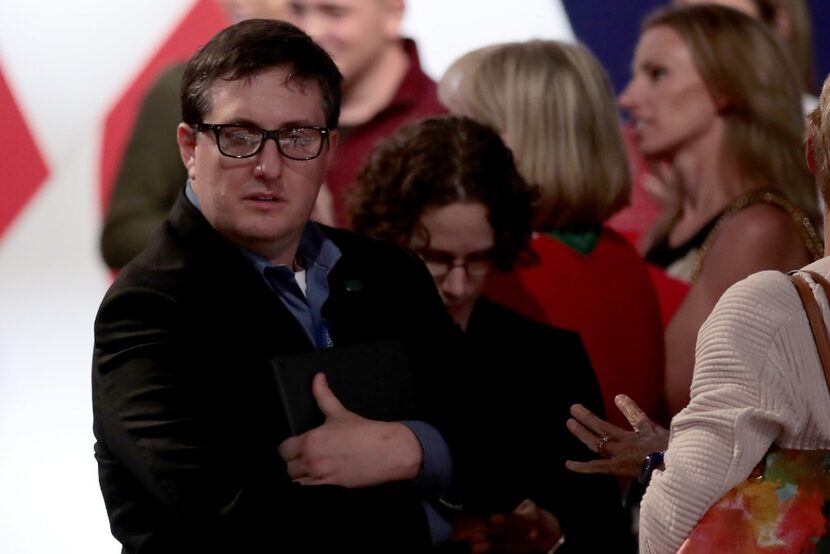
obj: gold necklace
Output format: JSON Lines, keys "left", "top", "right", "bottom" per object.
{"left": 688, "top": 190, "right": 824, "bottom": 283}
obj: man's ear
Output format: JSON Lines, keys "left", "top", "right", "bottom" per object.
{"left": 177, "top": 123, "right": 198, "bottom": 181}
{"left": 324, "top": 129, "right": 340, "bottom": 169}
{"left": 382, "top": 0, "right": 405, "bottom": 40}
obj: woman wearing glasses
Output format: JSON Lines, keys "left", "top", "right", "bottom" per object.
{"left": 350, "top": 115, "right": 634, "bottom": 553}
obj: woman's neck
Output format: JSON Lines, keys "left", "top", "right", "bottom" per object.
{"left": 667, "top": 127, "right": 760, "bottom": 245}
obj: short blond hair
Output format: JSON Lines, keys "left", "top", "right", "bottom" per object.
{"left": 808, "top": 75, "right": 830, "bottom": 206}
{"left": 439, "top": 40, "right": 631, "bottom": 230}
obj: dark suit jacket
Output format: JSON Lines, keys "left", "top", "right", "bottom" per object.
{"left": 92, "top": 191, "right": 464, "bottom": 553}
{"left": 455, "top": 297, "right": 636, "bottom": 553}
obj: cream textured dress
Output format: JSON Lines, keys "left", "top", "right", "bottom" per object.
{"left": 639, "top": 257, "right": 830, "bottom": 554}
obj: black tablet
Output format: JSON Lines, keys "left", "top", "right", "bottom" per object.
{"left": 270, "top": 339, "right": 421, "bottom": 435}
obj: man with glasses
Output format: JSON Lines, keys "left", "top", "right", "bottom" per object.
{"left": 92, "top": 19, "right": 462, "bottom": 553}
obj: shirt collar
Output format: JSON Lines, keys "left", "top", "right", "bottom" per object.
{"left": 242, "top": 223, "right": 342, "bottom": 277}
{"left": 185, "top": 179, "right": 200, "bottom": 209}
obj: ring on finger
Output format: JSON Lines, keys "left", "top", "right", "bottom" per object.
{"left": 597, "top": 435, "right": 610, "bottom": 456}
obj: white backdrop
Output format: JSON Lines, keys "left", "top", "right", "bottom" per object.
{"left": 0, "top": 1, "right": 572, "bottom": 551}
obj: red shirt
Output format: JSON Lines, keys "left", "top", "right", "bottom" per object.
{"left": 328, "top": 39, "right": 446, "bottom": 228}
{"left": 484, "top": 229, "right": 669, "bottom": 427}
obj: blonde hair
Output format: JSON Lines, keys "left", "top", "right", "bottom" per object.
{"left": 672, "top": 0, "right": 816, "bottom": 94}
{"left": 645, "top": 5, "right": 818, "bottom": 220}
{"left": 439, "top": 40, "right": 631, "bottom": 230}
{"left": 808, "top": 75, "right": 830, "bottom": 206}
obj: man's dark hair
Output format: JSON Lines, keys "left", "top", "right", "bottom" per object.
{"left": 351, "top": 116, "right": 539, "bottom": 271}
{"left": 181, "top": 18, "right": 342, "bottom": 128}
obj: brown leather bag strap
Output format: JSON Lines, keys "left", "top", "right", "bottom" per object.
{"left": 790, "top": 271, "right": 830, "bottom": 394}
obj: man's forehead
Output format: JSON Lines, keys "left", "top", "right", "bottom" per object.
{"left": 215, "top": 67, "right": 321, "bottom": 95}
{"left": 205, "top": 68, "right": 325, "bottom": 120}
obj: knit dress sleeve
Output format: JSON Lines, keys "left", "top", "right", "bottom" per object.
{"left": 638, "top": 270, "right": 814, "bottom": 554}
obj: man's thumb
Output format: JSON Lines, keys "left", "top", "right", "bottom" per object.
{"left": 312, "top": 372, "right": 345, "bottom": 418}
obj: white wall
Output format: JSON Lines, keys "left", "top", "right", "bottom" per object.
{"left": 0, "top": 2, "right": 572, "bottom": 552}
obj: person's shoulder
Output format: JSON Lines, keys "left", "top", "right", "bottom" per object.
{"left": 157, "top": 62, "right": 186, "bottom": 85}
{"left": 720, "top": 267, "right": 796, "bottom": 301}
{"left": 596, "top": 226, "right": 657, "bottom": 272}
{"left": 700, "top": 198, "right": 817, "bottom": 287}
{"left": 599, "top": 225, "right": 642, "bottom": 253}
{"left": 399, "top": 39, "right": 445, "bottom": 115}
{"left": 95, "top": 231, "right": 190, "bottom": 331}
{"left": 319, "top": 224, "right": 424, "bottom": 274}
{"left": 321, "top": 224, "right": 412, "bottom": 257}
{"left": 707, "top": 267, "right": 803, "bottom": 336}
{"left": 473, "top": 298, "right": 599, "bottom": 405}
{"left": 110, "top": 198, "right": 226, "bottom": 293}
{"left": 730, "top": 257, "right": 830, "bottom": 306}
{"left": 144, "top": 62, "right": 187, "bottom": 101}
{"left": 477, "top": 297, "right": 583, "bottom": 346}
{"left": 693, "top": 265, "right": 826, "bottom": 399}
{"left": 716, "top": 200, "right": 804, "bottom": 246}
{"left": 106, "top": 225, "right": 192, "bottom": 297}
{"left": 535, "top": 226, "right": 646, "bottom": 265}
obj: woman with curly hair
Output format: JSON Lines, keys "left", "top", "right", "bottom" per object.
{"left": 351, "top": 115, "right": 634, "bottom": 553}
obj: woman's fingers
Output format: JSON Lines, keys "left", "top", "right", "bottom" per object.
{"left": 565, "top": 458, "right": 620, "bottom": 475}
{"left": 566, "top": 417, "right": 601, "bottom": 453}
{"left": 566, "top": 417, "right": 619, "bottom": 457}
{"left": 614, "top": 394, "right": 651, "bottom": 434}
{"left": 569, "top": 403, "right": 622, "bottom": 438}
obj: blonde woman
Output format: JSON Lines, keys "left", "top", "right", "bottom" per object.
{"left": 566, "top": 4, "right": 823, "bottom": 491}
{"left": 610, "top": 0, "right": 819, "bottom": 293}
{"left": 627, "top": 4, "right": 821, "bottom": 416}
{"left": 439, "top": 40, "right": 668, "bottom": 432}
{"left": 639, "top": 71, "right": 830, "bottom": 554}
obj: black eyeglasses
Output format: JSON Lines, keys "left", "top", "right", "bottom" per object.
{"left": 195, "top": 123, "right": 330, "bottom": 160}
{"left": 416, "top": 248, "right": 494, "bottom": 279}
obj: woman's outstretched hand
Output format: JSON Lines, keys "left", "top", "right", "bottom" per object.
{"left": 565, "top": 394, "right": 669, "bottom": 479}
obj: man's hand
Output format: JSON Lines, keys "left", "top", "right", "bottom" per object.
{"left": 565, "top": 394, "right": 668, "bottom": 479}
{"left": 455, "top": 499, "right": 563, "bottom": 554}
{"left": 277, "top": 373, "right": 423, "bottom": 487}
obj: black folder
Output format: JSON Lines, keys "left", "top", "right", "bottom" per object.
{"left": 270, "top": 339, "right": 421, "bottom": 435}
